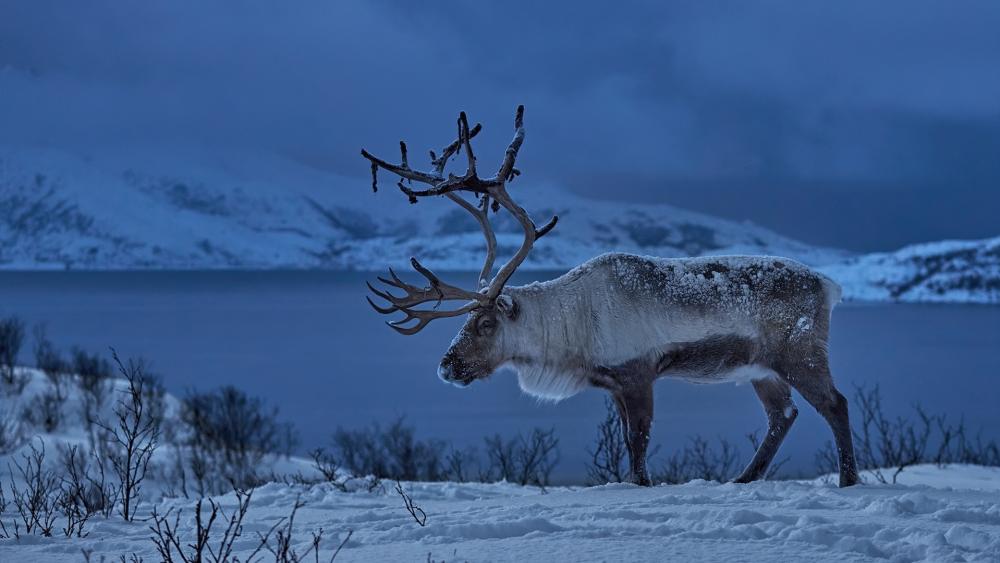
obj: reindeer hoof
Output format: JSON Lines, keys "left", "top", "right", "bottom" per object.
{"left": 839, "top": 473, "right": 860, "bottom": 488}
{"left": 631, "top": 474, "right": 652, "bottom": 487}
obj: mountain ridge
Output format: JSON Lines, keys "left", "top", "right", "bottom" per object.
{"left": 0, "top": 147, "right": 996, "bottom": 304}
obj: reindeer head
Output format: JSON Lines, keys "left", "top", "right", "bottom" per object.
{"left": 360, "top": 106, "right": 557, "bottom": 386}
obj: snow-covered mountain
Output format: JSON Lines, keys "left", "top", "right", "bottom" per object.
{"left": 0, "top": 147, "right": 846, "bottom": 270}
{"left": 0, "top": 147, "right": 996, "bottom": 304}
{"left": 820, "top": 236, "right": 1000, "bottom": 304}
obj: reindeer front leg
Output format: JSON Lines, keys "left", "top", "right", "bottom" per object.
{"left": 615, "top": 385, "right": 654, "bottom": 486}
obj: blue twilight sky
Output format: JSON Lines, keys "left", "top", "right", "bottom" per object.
{"left": 1, "top": 1, "right": 998, "bottom": 252}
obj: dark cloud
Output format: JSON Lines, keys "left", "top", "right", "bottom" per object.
{"left": 1, "top": 0, "right": 998, "bottom": 251}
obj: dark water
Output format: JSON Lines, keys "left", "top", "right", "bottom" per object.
{"left": 2, "top": 271, "right": 998, "bottom": 481}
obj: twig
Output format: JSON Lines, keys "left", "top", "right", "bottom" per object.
{"left": 394, "top": 481, "right": 427, "bottom": 526}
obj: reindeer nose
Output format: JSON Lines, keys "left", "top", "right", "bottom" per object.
{"left": 437, "top": 362, "right": 454, "bottom": 382}
{"left": 438, "top": 357, "right": 472, "bottom": 386}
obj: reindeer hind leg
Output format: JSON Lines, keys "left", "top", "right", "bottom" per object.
{"left": 733, "top": 376, "right": 798, "bottom": 483}
{"left": 779, "top": 354, "right": 859, "bottom": 487}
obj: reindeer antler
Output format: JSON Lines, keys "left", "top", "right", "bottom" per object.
{"left": 361, "top": 105, "right": 557, "bottom": 334}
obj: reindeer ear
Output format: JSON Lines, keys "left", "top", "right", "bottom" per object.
{"left": 496, "top": 294, "right": 518, "bottom": 320}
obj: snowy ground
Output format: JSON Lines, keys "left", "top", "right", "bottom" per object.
{"left": 3, "top": 369, "right": 1000, "bottom": 561}
{"left": 1, "top": 465, "right": 998, "bottom": 562}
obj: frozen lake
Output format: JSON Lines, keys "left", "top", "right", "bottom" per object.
{"left": 2, "top": 270, "right": 998, "bottom": 481}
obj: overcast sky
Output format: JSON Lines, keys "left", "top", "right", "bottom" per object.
{"left": 2, "top": 1, "right": 998, "bottom": 251}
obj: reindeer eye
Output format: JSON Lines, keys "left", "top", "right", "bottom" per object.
{"left": 476, "top": 315, "right": 497, "bottom": 335}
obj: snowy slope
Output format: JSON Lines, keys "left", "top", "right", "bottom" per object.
{"left": 2, "top": 468, "right": 1000, "bottom": 562}
{"left": 3, "top": 368, "right": 1000, "bottom": 561}
{"left": 0, "top": 368, "right": 316, "bottom": 497}
{"left": 0, "top": 147, "right": 846, "bottom": 270}
{"left": 820, "top": 236, "right": 1000, "bottom": 304}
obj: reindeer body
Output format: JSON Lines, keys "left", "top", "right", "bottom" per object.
{"left": 360, "top": 106, "right": 859, "bottom": 488}
{"left": 500, "top": 252, "right": 839, "bottom": 401}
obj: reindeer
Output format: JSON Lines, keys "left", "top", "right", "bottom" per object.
{"left": 360, "top": 106, "right": 859, "bottom": 487}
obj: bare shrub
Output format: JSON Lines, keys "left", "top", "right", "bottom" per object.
{"left": 6, "top": 439, "right": 60, "bottom": 537}
{"left": 443, "top": 446, "right": 480, "bottom": 483}
{"left": 0, "top": 315, "right": 27, "bottom": 391}
{"left": 332, "top": 417, "right": 446, "bottom": 481}
{"left": 140, "top": 371, "right": 167, "bottom": 432}
{"left": 948, "top": 431, "right": 1000, "bottom": 467}
{"left": 0, "top": 482, "right": 10, "bottom": 539}
{"left": 74, "top": 347, "right": 113, "bottom": 428}
{"left": 73, "top": 346, "right": 113, "bottom": 391}
{"left": 150, "top": 487, "right": 254, "bottom": 563}
{"left": 309, "top": 448, "right": 384, "bottom": 493}
{"left": 181, "top": 385, "right": 297, "bottom": 494}
{"left": 483, "top": 428, "right": 559, "bottom": 487}
{"left": 331, "top": 424, "right": 388, "bottom": 479}
{"left": 653, "top": 436, "right": 740, "bottom": 484}
{"left": 0, "top": 407, "right": 27, "bottom": 454}
{"left": 156, "top": 450, "right": 193, "bottom": 500}
{"left": 310, "top": 448, "right": 340, "bottom": 483}
{"left": 58, "top": 444, "right": 119, "bottom": 521}
{"left": 816, "top": 384, "right": 1000, "bottom": 484}
{"left": 33, "top": 324, "right": 69, "bottom": 401}
{"left": 586, "top": 399, "right": 628, "bottom": 485}
{"left": 22, "top": 389, "right": 64, "bottom": 433}
{"left": 149, "top": 488, "right": 351, "bottom": 563}
{"left": 57, "top": 451, "right": 94, "bottom": 538}
{"left": 249, "top": 496, "right": 350, "bottom": 562}
{"left": 97, "top": 350, "right": 161, "bottom": 521}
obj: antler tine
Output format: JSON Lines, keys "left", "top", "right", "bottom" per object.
{"left": 368, "top": 266, "right": 480, "bottom": 308}
{"left": 385, "top": 301, "right": 479, "bottom": 336}
{"left": 428, "top": 116, "right": 496, "bottom": 289}
{"left": 497, "top": 105, "right": 525, "bottom": 183}
{"left": 483, "top": 190, "right": 559, "bottom": 301}
{"left": 360, "top": 148, "right": 442, "bottom": 191}
{"left": 366, "top": 256, "right": 485, "bottom": 334}
{"left": 458, "top": 112, "right": 477, "bottom": 178}
{"left": 360, "top": 104, "right": 555, "bottom": 332}
{"left": 365, "top": 295, "right": 397, "bottom": 315}
{"left": 536, "top": 215, "right": 559, "bottom": 238}
{"left": 432, "top": 123, "right": 482, "bottom": 175}
{"left": 445, "top": 192, "right": 496, "bottom": 290}
{"left": 408, "top": 257, "right": 482, "bottom": 301}
{"left": 482, "top": 105, "right": 559, "bottom": 300}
